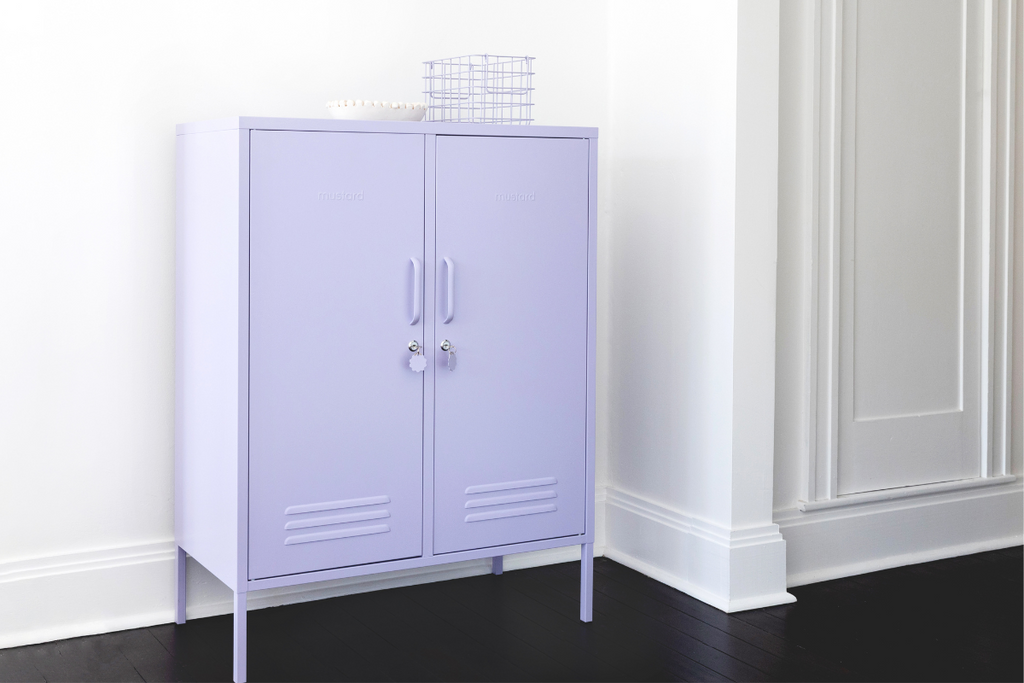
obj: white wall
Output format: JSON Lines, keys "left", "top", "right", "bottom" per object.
{"left": 601, "top": 0, "right": 792, "bottom": 612}
{"left": 1, "top": 0, "right": 1019, "bottom": 652}
{"left": 605, "top": 1, "right": 738, "bottom": 533}
{"left": 0, "top": 0, "right": 610, "bottom": 648}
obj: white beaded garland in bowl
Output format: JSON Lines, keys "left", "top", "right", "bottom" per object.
{"left": 326, "top": 100, "right": 427, "bottom": 121}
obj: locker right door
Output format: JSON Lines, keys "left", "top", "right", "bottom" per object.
{"left": 433, "top": 135, "right": 590, "bottom": 555}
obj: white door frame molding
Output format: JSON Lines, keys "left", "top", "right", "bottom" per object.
{"left": 802, "top": 0, "right": 1018, "bottom": 510}
{"left": 985, "top": 0, "right": 1019, "bottom": 478}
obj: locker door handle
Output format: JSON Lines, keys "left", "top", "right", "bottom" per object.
{"left": 443, "top": 257, "right": 455, "bottom": 324}
{"left": 410, "top": 258, "right": 422, "bottom": 325}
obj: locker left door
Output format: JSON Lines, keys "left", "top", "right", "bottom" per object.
{"left": 248, "top": 130, "right": 425, "bottom": 580}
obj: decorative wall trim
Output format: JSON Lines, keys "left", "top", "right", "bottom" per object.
{"left": 0, "top": 542, "right": 177, "bottom": 651}
{"left": 0, "top": 494, "right": 609, "bottom": 651}
{"left": 0, "top": 543, "right": 174, "bottom": 587}
{"left": 807, "top": 0, "right": 845, "bottom": 502}
{"left": 986, "top": 0, "right": 1018, "bottom": 476}
{"left": 777, "top": 478, "right": 1023, "bottom": 587}
{"left": 604, "top": 487, "right": 795, "bottom": 613}
{"left": 606, "top": 487, "right": 784, "bottom": 548}
{"left": 798, "top": 473, "right": 1017, "bottom": 511}
{"left": 805, "top": 0, "right": 1018, "bottom": 504}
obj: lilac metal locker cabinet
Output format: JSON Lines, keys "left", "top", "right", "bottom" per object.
{"left": 175, "top": 117, "right": 597, "bottom": 683}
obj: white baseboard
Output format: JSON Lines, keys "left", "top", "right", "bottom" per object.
{"left": 13, "top": 478, "right": 1013, "bottom": 650}
{"left": 0, "top": 536, "right": 606, "bottom": 651}
{"left": 775, "top": 478, "right": 1023, "bottom": 587}
{"left": 0, "top": 543, "right": 177, "bottom": 651}
{"left": 603, "top": 486, "right": 795, "bottom": 612}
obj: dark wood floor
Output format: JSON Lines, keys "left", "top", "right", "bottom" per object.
{"left": 1, "top": 547, "right": 1020, "bottom": 682}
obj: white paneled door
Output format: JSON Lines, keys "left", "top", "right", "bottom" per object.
{"left": 828, "top": 0, "right": 996, "bottom": 495}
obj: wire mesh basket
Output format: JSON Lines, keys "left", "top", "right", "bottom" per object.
{"left": 423, "top": 54, "right": 534, "bottom": 124}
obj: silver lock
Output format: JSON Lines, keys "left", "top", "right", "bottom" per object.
{"left": 408, "top": 340, "right": 420, "bottom": 352}
{"left": 440, "top": 340, "right": 451, "bottom": 352}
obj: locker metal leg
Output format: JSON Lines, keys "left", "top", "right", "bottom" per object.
{"left": 491, "top": 556, "right": 503, "bottom": 575}
{"left": 174, "top": 546, "right": 186, "bottom": 625}
{"left": 580, "top": 542, "right": 593, "bottom": 622}
{"left": 233, "top": 590, "right": 247, "bottom": 683}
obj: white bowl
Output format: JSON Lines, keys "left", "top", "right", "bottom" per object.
{"left": 327, "top": 100, "right": 427, "bottom": 122}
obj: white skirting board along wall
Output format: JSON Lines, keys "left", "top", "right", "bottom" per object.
{"left": 602, "top": 487, "right": 795, "bottom": 613}
{"left": 4, "top": 480, "right": 1020, "bottom": 650}
{"left": 776, "top": 479, "right": 1023, "bottom": 587}
{"left": 0, "top": 494, "right": 608, "bottom": 651}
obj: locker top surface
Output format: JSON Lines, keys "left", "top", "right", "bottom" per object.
{"left": 176, "top": 116, "right": 598, "bottom": 140}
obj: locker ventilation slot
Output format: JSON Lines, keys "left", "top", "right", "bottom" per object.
{"left": 465, "top": 504, "right": 557, "bottom": 523}
{"left": 464, "top": 477, "right": 557, "bottom": 495}
{"left": 463, "top": 476, "right": 558, "bottom": 523}
{"left": 465, "top": 490, "right": 556, "bottom": 509}
{"left": 285, "top": 524, "right": 390, "bottom": 545}
{"left": 284, "top": 509, "right": 390, "bottom": 530}
{"left": 284, "top": 495, "right": 390, "bottom": 515}
{"left": 283, "top": 495, "right": 391, "bottom": 545}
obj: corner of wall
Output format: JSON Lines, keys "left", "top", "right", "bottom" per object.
{"left": 603, "top": 486, "right": 793, "bottom": 612}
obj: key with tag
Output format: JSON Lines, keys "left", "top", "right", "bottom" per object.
{"left": 408, "top": 340, "right": 426, "bottom": 373}
{"left": 440, "top": 340, "right": 457, "bottom": 371}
